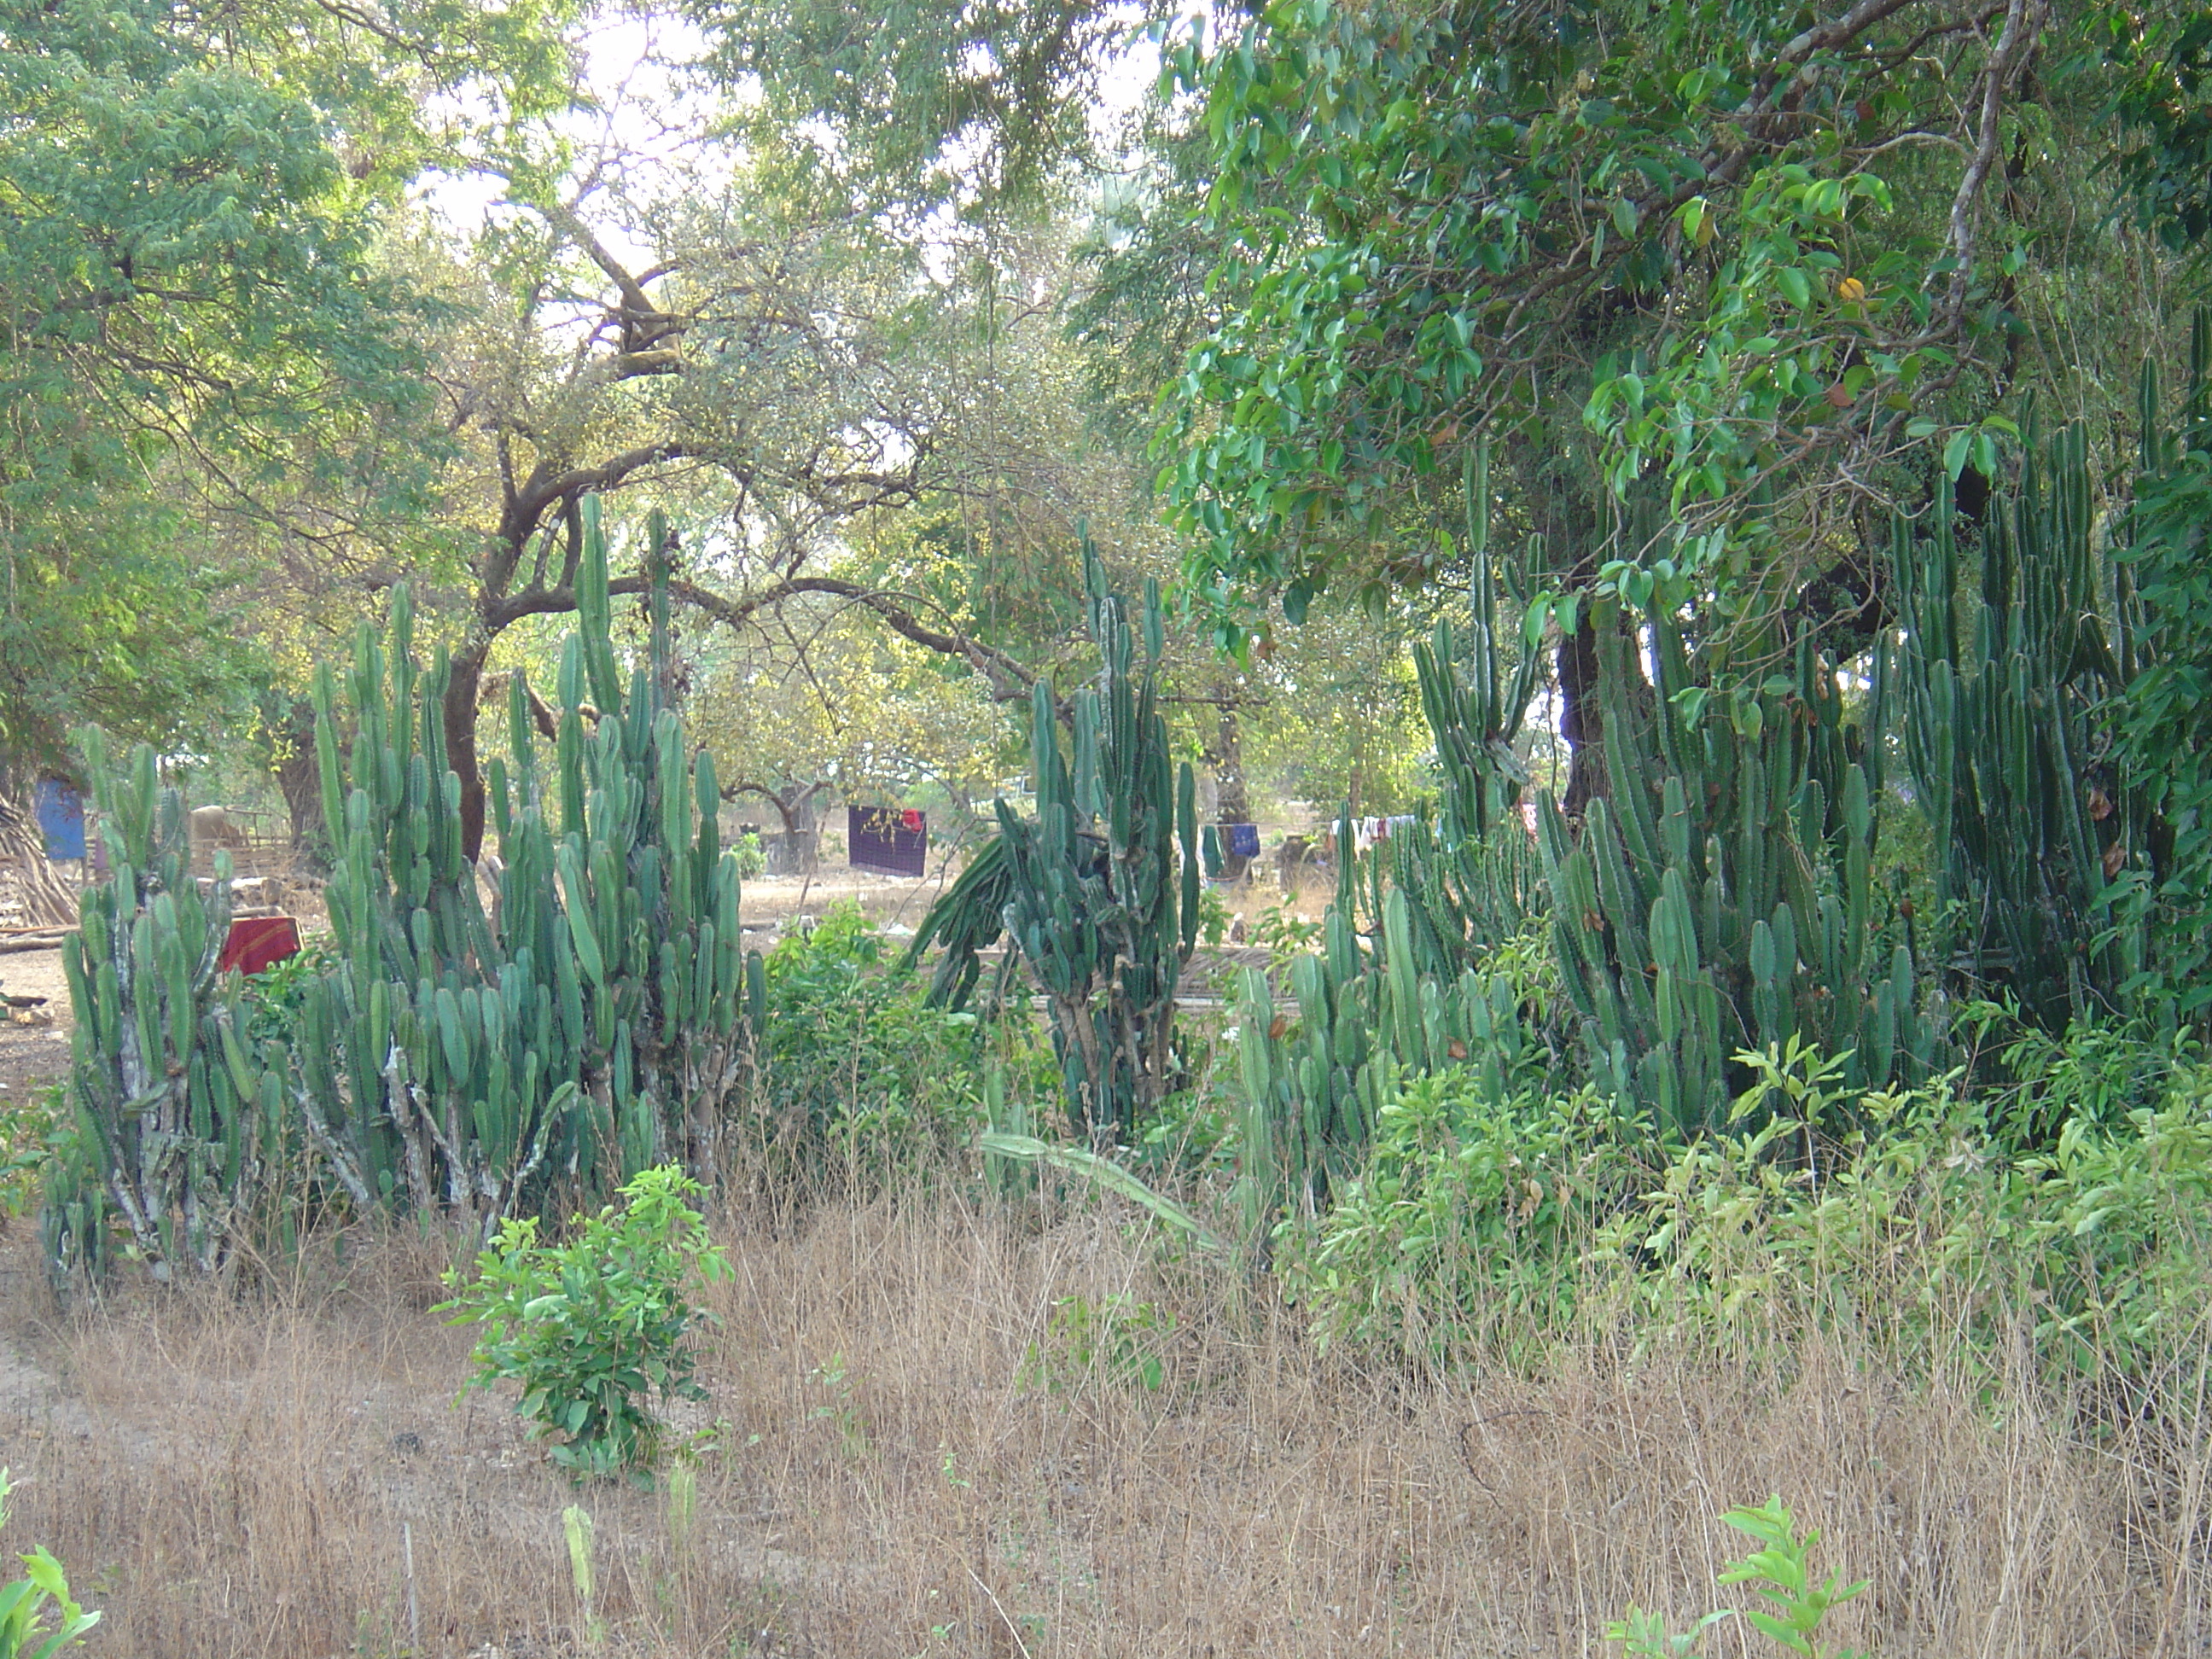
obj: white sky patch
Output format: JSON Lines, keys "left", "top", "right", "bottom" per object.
{"left": 412, "top": 9, "right": 724, "bottom": 275}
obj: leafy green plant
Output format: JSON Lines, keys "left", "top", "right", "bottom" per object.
{"left": 438, "top": 1165, "right": 731, "bottom": 1479}
{"left": 1609, "top": 1496, "right": 1866, "bottom": 1659}
{"left": 236, "top": 936, "right": 339, "bottom": 1052}
{"left": 1727, "top": 1038, "right": 1859, "bottom": 1170}
{"left": 2115, "top": 311, "right": 2212, "bottom": 1022}
{"left": 730, "top": 830, "right": 767, "bottom": 880}
{"left": 0, "top": 1470, "right": 100, "bottom": 1658}
{"left": 756, "top": 904, "right": 1027, "bottom": 1176}
{"left": 1022, "top": 1294, "right": 1174, "bottom": 1394}
{"left": 1278, "top": 1072, "right": 1649, "bottom": 1361}
{"left": 1249, "top": 899, "right": 1322, "bottom": 961}
{"left": 1605, "top": 1043, "right": 2212, "bottom": 1388}
{"left": 806, "top": 1352, "right": 869, "bottom": 1458}
{"left": 0, "top": 1089, "right": 64, "bottom": 1220}
{"left": 1195, "top": 883, "right": 1233, "bottom": 947}
{"left": 1959, "top": 998, "right": 2197, "bottom": 1147}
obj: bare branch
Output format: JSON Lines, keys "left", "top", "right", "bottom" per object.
{"left": 1946, "top": 0, "right": 2044, "bottom": 320}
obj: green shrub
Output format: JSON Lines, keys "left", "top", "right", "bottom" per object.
{"left": 758, "top": 904, "right": 1045, "bottom": 1176}
{"left": 1278, "top": 1069, "right": 1650, "bottom": 1362}
{"left": 1604, "top": 1045, "right": 2212, "bottom": 1388}
{"left": 0, "top": 1470, "right": 100, "bottom": 1657}
{"left": 1959, "top": 998, "right": 2200, "bottom": 1147}
{"left": 437, "top": 1164, "right": 731, "bottom": 1480}
{"left": 0, "top": 1088, "right": 63, "bottom": 1220}
{"left": 1610, "top": 1495, "right": 1866, "bottom": 1659}
{"left": 730, "top": 830, "right": 767, "bottom": 879}
{"left": 2113, "top": 320, "right": 2212, "bottom": 1022}
{"left": 1021, "top": 1294, "right": 1176, "bottom": 1395}
{"left": 236, "top": 935, "right": 340, "bottom": 1052}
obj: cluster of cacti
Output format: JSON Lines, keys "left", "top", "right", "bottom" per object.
{"left": 1416, "top": 445, "right": 1541, "bottom": 848}
{"left": 1891, "top": 426, "right": 2146, "bottom": 1028}
{"left": 49, "top": 498, "right": 761, "bottom": 1273}
{"left": 2116, "top": 315, "right": 2212, "bottom": 1022}
{"left": 1233, "top": 878, "right": 1555, "bottom": 1231}
{"left": 1538, "top": 607, "right": 1935, "bottom": 1136}
{"left": 911, "top": 545, "right": 1199, "bottom": 1144}
{"left": 288, "top": 586, "right": 545, "bottom": 1223}
{"left": 50, "top": 736, "right": 284, "bottom": 1278}
{"left": 521, "top": 500, "right": 760, "bottom": 1177}
{"left": 1231, "top": 451, "right": 1557, "bottom": 1228}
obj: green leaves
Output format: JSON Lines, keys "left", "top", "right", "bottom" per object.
{"left": 1609, "top": 1496, "right": 1865, "bottom": 1659}
{"left": 2112, "top": 317, "right": 2212, "bottom": 1017}
{"left": 437, "top": 1165, "right": 731, "bottom": 1480}
{"left": 0, "top": 1470, "right": 101, "bottom": 1659}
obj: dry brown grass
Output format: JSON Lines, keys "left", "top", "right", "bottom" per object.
{"left": 0, "top": 1184, "right": 2207, "bottom": 1658}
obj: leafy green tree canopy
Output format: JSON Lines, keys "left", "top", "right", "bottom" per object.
{"left": 0, "top": 0, "right": 577, "bottom": 755}
{"left": 1150, "top": 0, "right": 2203, "bottom": 629}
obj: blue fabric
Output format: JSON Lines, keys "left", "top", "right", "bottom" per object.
{"left": 34, "top": 777, "right": 84, "bottom": 859}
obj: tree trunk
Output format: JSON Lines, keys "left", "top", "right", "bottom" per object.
{"left": 781, "top": 787, "right": 822, "bottom": 875}
{"left": 271, "top": 697, "right": 327, "bottom": 869}
{"left": 445, "top": 644, "right": 490, "bottom": 862}
{"left": 1557, "top": 616, "right": 1610, "bottom": 820}
{"left": 1205, "top": 703, "right": 1252, "bottom": 824}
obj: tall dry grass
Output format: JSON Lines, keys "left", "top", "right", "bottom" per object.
{"left": 0, "top": 1180, "right": 2206, "bottom": 1658}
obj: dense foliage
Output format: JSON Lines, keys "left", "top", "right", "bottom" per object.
{"left": 0, "top": 0, "right": 571, "bottom": 758}
{"left": 21, "top": 0, "right": 2212, "bottom": 1465}
{"left": 2116, "top": 324, "right": 2212, "bottom": 1019}
{"left": 756, "top": 903, "right": 1044, "bottom": 1174}
{"left": 438, "top": 1164, "right": 732, "bottom": 1478}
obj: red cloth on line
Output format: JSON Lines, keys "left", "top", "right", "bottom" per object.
{"left": 901, "top": 808, "right": 923, "bottom": 833}
{"left": 219, "top": 916, "right": 301, "bottom": 976}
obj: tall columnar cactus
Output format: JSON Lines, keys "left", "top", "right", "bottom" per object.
{"left": 2116, "top": 313, "right": 2212, "bottom": 1021}
{"left": 1233, "top": 878, "right": 1554, "bottom": 1231}
{"left": 52, "top": 498, "right": 760, "bottom": 1270}
{"left": 1416, "top": 443, "right": 1541, "bottom": 847}
{"left": 56, "top": 737, "right": 282, "bottom": 1277}
{"left": 297, "top": 584, "right": 552, "bottom": 1222}
{"left": 539, "top": 498, "right": 756, "bottom": 1176}
{"left": 1892, "top": 425, "right": 2145, "bottom": 1027}
{"left": 1537, "top": 605, "right": 1933, "bottom": 1137}
{"left": 297, "top": 498, "right": 757, "bottom": 1233}
{"left": 912, "top": 545, "right": 1199, "bottom": 1144}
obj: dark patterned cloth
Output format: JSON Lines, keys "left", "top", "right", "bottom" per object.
{"left": 849, "top": 806, "right": 927, "bottom": 876}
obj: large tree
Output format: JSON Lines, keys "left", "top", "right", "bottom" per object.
{"left": 0, "top": 0, "right": 575, "bottom": 760}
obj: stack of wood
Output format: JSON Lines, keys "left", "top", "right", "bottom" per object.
{"left": 0, "top": 794, "right": 82, "bottom": 934}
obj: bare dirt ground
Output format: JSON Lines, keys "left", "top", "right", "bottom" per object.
{"left": 0, "top": 947, "right": 73, "bottom": 1103}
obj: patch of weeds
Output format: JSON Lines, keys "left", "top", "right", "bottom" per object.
{"left": 1022, "top": 1294, "right": 1174, "bottom": 1394}
{"left": 807, "top": 1353, "right": 870, "bottom": 1458}
{"left": 1609, "top": 1496, "right": 1866, "bottom": 1659}
{"left": 0, "top": 1085, "right": 65, "bottom": 1219}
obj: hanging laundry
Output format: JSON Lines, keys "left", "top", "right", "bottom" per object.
{"left": 849, "top": 806, "right": 928, "bottom": 877}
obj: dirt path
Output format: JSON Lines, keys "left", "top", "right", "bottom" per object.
{"left": 0, "top": 946, "right": 71, "bottom": 1103}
